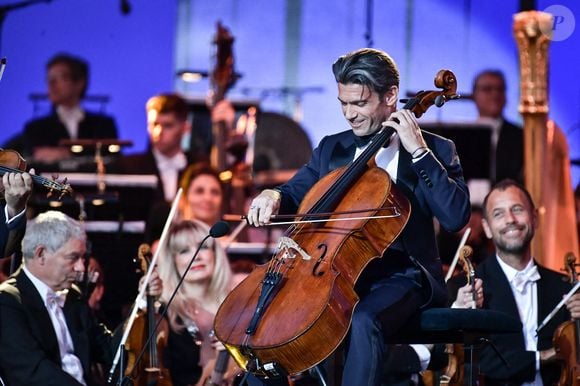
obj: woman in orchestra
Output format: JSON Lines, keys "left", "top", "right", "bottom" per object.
{"left": 178, "top": 163, "right": 224, "bottom": 227}
{"left": 156, "top": 219, "right": 243, "bottom": 386}
{"left": 146, "top": 163, "right": 224, "bottom": 244}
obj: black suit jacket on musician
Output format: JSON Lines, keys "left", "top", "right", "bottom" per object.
{"left": 276, "top": 129, "right": 471, "bottom": 304}
{"left": 471, "top": 256, "right": 571, "bottom": 385}
{"left": 0, "top": 204, "right": 27, "bottom": 258}
{"left": 494, "top": 119, "right": 523, "bottom": 184}
{"left": 0, "top": 269, "right": 114, "bottom": 386}
{"left": 22, "top": 110, "right": 118, "bottom": 156}
{"left": 112, "top": 149, "right": 192, "bottom": 204}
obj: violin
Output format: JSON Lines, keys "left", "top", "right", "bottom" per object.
{"left": 442, "top": 246, "right": 475, "bottom": 386}
{"left": 214, "top": 70, "right": 459, "bottom": 377}
{"left": 553, "top": 252, "right": 580, "bottom": 386}
{"left": 123, "top": 244, "right": 173, "bottom": 386}
{"left": 0, "top": 148, "right": 72, "bottom": 199}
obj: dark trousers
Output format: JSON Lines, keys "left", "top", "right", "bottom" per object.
{"left": 341, "top": 268, "right": 425, "bottom": 386}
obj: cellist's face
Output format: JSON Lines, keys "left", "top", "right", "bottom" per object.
{"left": 337, "top": 83, "right": 397, "bottom": 137}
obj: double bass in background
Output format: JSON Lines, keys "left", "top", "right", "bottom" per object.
{"left": 208, "top": 22, "right": 256, "bottom": 224}
{"left": 553, "top": 252, "right": 580, "bottom": 386}
{"left": 213, "top": 69, "right": 461, "bottom": 378}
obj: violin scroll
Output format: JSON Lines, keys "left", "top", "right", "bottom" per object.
{"left": 564, "top": 252, "right": 578, "bottom": 284}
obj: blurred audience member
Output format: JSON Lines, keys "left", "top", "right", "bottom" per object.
{"left": 472, "top": 69, "right": 523, "bottom": 183}
{"left": 20, "top": 53, "right": 118, "bottom": 164}
{"left": 115, "top": 93, "right": 191, "bottom": 204}
{"left": 145, "top": 163, "right": 223, "bottom": 243}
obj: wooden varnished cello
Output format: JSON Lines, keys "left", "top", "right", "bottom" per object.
{"left": 553, "top": 252, "right": 580, "bottom": 386}
{"left": 213, "top": 70, "right": 460, "bottom": 377}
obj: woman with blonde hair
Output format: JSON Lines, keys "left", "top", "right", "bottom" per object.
{"left": 156, "top": 219, "right": 239, "bottom": 386}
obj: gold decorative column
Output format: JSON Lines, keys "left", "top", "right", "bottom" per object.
{"left": 514, "top": 11, "right": 579, "bottom": 268}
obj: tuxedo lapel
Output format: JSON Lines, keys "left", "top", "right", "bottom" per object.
{"left": 328, "top": 133, "right": 356, "bottom": 172}
{"left": 47, "top": 113, "right": 72, "bottom": 140}
{"left": 16, "top": 271, "right": 61, "bottom": 364}
{"left": 63, "top": 296, "right": 90, "bottom": 374}
{"left": 482, "top": 258, "right": 521, "bottom": 322}
{"left": 395, "top": 147, "right": 418, "bottom": 196}
{"left": 536, "top": 265, "right": 551, "bottom": 324}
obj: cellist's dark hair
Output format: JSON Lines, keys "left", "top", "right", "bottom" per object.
{"left": 332, "top": 48, "right": 400, "bottom": 97}
{"left": 482, "top": 178, "right": 536, "bottom": 219}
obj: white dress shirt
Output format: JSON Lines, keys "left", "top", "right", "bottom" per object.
{"left": 56, "top": 105, "right": 85, "bottom": 140}
{"left": 152, "top": 149, "right": 188, "bottom": 202}
{"left": 355, "top": 133, "right": 401, "bottom": 182}
{"left": 496, "top": 256, "right": 543, "bottom": 386}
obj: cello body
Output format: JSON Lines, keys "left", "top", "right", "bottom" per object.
{"left": 214, "top": 69, "right": 460, "bottom": 377}
{"left": 214, "top": 166, "right": 410, "bottom": 375}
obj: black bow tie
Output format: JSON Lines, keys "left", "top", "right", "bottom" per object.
{"left": 353, "top": 133, "right": 391, "bottom": 149}
{"left": 353, "top": 134, "right": 375, "bottom": 148}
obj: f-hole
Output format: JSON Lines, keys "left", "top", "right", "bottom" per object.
{"left": 312, "top": 243, "right": 328, "bottom": 276}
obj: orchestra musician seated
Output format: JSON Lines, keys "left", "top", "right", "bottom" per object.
{"left": 155, "top": 219, "right": 244, "bottom": 386}
{"left": 446, "top": 179, "right": 580, "bottom": 385}
{"left": 0, "top": 210, "right": 162, "bottom": 386}
{"left": 19, "top": 53, "right": 118, "bottom": 165}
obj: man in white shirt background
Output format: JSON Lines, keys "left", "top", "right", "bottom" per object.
{"left": 472, "top": 70, "right": 523, "bottom": 184}
{"left": 466, "top": 179, "right": 580, "bottom": 385}
{"left": 18, "top": 53, "right": 118, "bottom": 165}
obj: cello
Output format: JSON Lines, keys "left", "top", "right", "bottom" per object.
{"left": 214, "top": 70, "right": 460, "bottom": 377}
{"left": 553, "top": 252, "right": 580, "bottom": 386}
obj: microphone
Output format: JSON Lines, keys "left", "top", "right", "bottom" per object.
{"left": 118, "top": 221, "right": 230, "bottom": 384}
{"left": 209, "top": 220, "right": 230, "bottom": 238}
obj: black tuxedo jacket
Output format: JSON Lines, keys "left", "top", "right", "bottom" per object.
{"left": 0, "top": 205, "right": 26, "bottom": 258}
{"left": 495, "top": 119, "right": 523, "bottom": 183}
{"left": 113, "top": 149, "right": 191, "bottom": 205}
{"left": 277, "top": 129, "right": 470, "bottom": 303}
{"left": 0, "top": 269, "right": 113, "bottom": 386}
{"left": 22, "top": 110, "right": 118, "bottom": 156}
{"left": 474, "top": 256, "right": 571, "bottom": 385}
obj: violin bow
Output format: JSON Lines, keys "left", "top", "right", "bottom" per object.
{"left": 445, "top": 227, "right": 472, "bottom": 283}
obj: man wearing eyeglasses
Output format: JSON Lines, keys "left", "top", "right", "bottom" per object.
{"left": 472, "top": 70, "right": 523, "bottom": 183}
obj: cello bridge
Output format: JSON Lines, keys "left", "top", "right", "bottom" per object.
{"left": 277, "top": 237, "right": 312, "bottom": 261}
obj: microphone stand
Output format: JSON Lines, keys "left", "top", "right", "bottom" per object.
{"left": 122, "top": 226, "right": 228, "bottom": 384}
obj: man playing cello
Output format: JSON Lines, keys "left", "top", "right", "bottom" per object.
{"left": 246, "top": 48, "right": 470, "bottom": 386}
